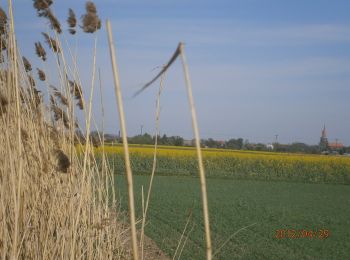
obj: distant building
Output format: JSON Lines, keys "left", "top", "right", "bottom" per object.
{"left": 217, "top": 140, "right": 225, "bottom": 148}
{"left": 329, "top": 142, "right": 344, "bottom": 150}
{"left": 319, "top": 125, "right": 329, "bottom": 151}
{"left": 183, "top": 139, "right": 195, "bottom": 146}
{"left": 266, "top": 143, "right": 274, "bottom": 150}
{"left": 319, "top": 125, "right": 345, "bottom": 153}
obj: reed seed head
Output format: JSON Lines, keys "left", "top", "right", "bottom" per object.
{"left": 69, "top": 80, "right": 84, "bottom": 109}
{"left": 0, "top": 7, "right": 7, "bottom": 35}
{"left": 77, "top": 98, "right": 84, "bottom": 110}
{"left": 33, "top": 0, "right": 53, "bottom": 12}
{"left": 67, "top": 8, "right": 77, "bottom": 35}
{"left": 29, "top": 87, "right": 42, "bottom": 107}
{"left": 21, "top": 128, "right": 29, "bottom": 142}
{"left": 54, "top": 149, "right": 70, "bottom": 173}
{"left": 0, "top": 92, "right": 8, "bottom": 115}
{"left": 39, "top": 8, "right": 62, "bottom": 34}
{"left": 37, "top": 68, "right": 46, "bottom": 81}
{"left": 91, "top": 135, "right": 100, "bottom": 147}
{"left": 22, "top": 56, "right": 32, "bottom": 72}
{"left": 28, "top": 75, "right": 36, "bottom": 87}
{"left": 0, "top": 37, "right": 6, "bottom": 50}
{"left": 81, "top": 1, "right": 101, "bottom": 33}
{"left": 42, "top": 32, "right": 60, "bottom": 53}
{"left": 86, "top": 2, "right": 97, "bottom": 14}
{"left": 35, "top": 41, "right": 47, "bottom": 61}
{"left": 51, "top": 101, "right": 69, "bottom": 128}
{"left": 50, "top": 95, "right": 56, "bottom": 106}
{"left": 51, "top": 85, "right": 68, "bottom": 106}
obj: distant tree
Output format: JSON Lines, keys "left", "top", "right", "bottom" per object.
{"left": 225, "top": 138, "right": 243, "bottom": 150}
{"left": 172, "top": 136, "right": 184, "bottom": 146}
{"left": 129, "top": 133, "right": 153, "bottom": 144}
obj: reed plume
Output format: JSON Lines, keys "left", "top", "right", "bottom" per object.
{"left": 33, "top": 0, "right": 53, "bottom": 12}
{"left": 37, "top": 68, "right": 46, "bottom": 81}
{"left": 28, "top": 75, "right": 36, "bottom": 87}
{"left": 35, "top": 41, "right": 47, "bottom": 61}
{"left": 54, "top": 149, "right": 70, "bottom": 173}
{"left": 0, "top": 7, "right": 7, "bottom": 35}
{"left": 42, "top": 32, "right": 60, "bottom": 53}
{"left": 69, "top": 80, "right": 84, "bottom": 109}
{"left": 51, "top": 85, "right": 69, "bottom": 106}
{"left": 22, "top": 56, "right": 32, "bottom": 72}
{"left": 0, "top": 37, "right": 6, "bottom": 50}
{"left": 0, "top": 92, "right": 8, "bottom": 115}
{"left": 20, "top": 128, "right": 29, "bottom": 142}
{"left": 51, "top": 96, "right": 69, "bottom": 128}
{"left": 29, "top": 87, "right": 42, "bottom": 107}
{"left": 90, "top": 135, "right": 100, "bottom": 147}
{"left": 38, "top": 8, "right": 62, "bottom": 34}
{"left": 81, "top": 1, "right": 101, "bottom": 33}
{"left": 67, "top": 8, "right": 77, "bottom": 35}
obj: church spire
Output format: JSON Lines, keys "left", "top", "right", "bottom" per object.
{"left": 321, "top": 124, "right": 327, "bottom": 138}
{"left": 319, "top": 124, "right": 328, "bottom": 151}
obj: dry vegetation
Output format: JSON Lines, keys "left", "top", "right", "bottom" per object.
{"left": 0, "top": 2, "right": 135, "bottom": 259}
{"left": 0, "top": 1, "right": 212, "bottom": 259}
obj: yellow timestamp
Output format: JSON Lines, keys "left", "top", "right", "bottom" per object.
{"left": 275, "top": 229, "right": 330, "bottom": 239}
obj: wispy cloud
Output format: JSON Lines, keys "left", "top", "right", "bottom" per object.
{"left": 111, "top": 17, "right": 350, "bottom": 48}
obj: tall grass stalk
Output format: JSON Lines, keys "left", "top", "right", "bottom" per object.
{"left": 140, "top": 71, "right": 166, "bottom": 259}
{"left": 106, "top": 19, "right": 139, "bottom": 260}
{"left": 179, "top": 42, "right": 212, "bottom": 260}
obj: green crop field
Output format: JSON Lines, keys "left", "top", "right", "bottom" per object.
{"left": 115, "top": 175, "right": 350, "bottom": 259}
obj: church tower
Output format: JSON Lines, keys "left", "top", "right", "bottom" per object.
{"left": 319, "top": 124, "right": 329, "bottom": 151}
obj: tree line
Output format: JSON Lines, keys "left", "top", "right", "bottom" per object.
{"left": 84, "top": 131, "right": 350, "bottom": 155}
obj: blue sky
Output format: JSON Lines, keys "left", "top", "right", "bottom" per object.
{"left": 8, "top": 0, "right": 350, "bottom": 144}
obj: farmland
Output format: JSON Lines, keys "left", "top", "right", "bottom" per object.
{"left": 107, "top": 145, "right": 350, "bottom": 258}
{"left": 115, "top": 175, "right": 350, "bottom": 259}
{"left": 99, "top": 144, "right": 350, "bottom": 184}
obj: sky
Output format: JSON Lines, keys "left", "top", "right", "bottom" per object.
{"left": 5, "top": 0, "right": 350, "bottom": 144}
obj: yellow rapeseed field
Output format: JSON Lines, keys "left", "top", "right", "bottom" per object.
{"left": 95, "top": 144, "right": 350, "bottom": 184}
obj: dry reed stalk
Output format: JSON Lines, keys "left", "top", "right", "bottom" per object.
{"left": 106, "top": 19, "right": 139, "bottom": 260}
{"left": 212, "top": 223, "right": 257, "bottom": 258}
{"left": 69, "top": 32, "right": 98, "bottom": 259}
{"left": 179, "top": 42, "right": 212, "bottom": 260}
{"left": 173, "top": 209, "right": 193, "bottom": 260}
{"left": 6, "top": 1, "right": 23, "bottom": 258}
{"left": 140, "top": 70, "right": 166, "bottom": 259}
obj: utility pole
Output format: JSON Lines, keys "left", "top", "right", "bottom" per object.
{"left": 335, "top": 138, "right": 338, "bottom": 150}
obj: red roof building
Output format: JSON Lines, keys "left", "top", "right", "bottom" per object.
{"left": 329, "top": 142, "right": 344, "bottom": 150}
